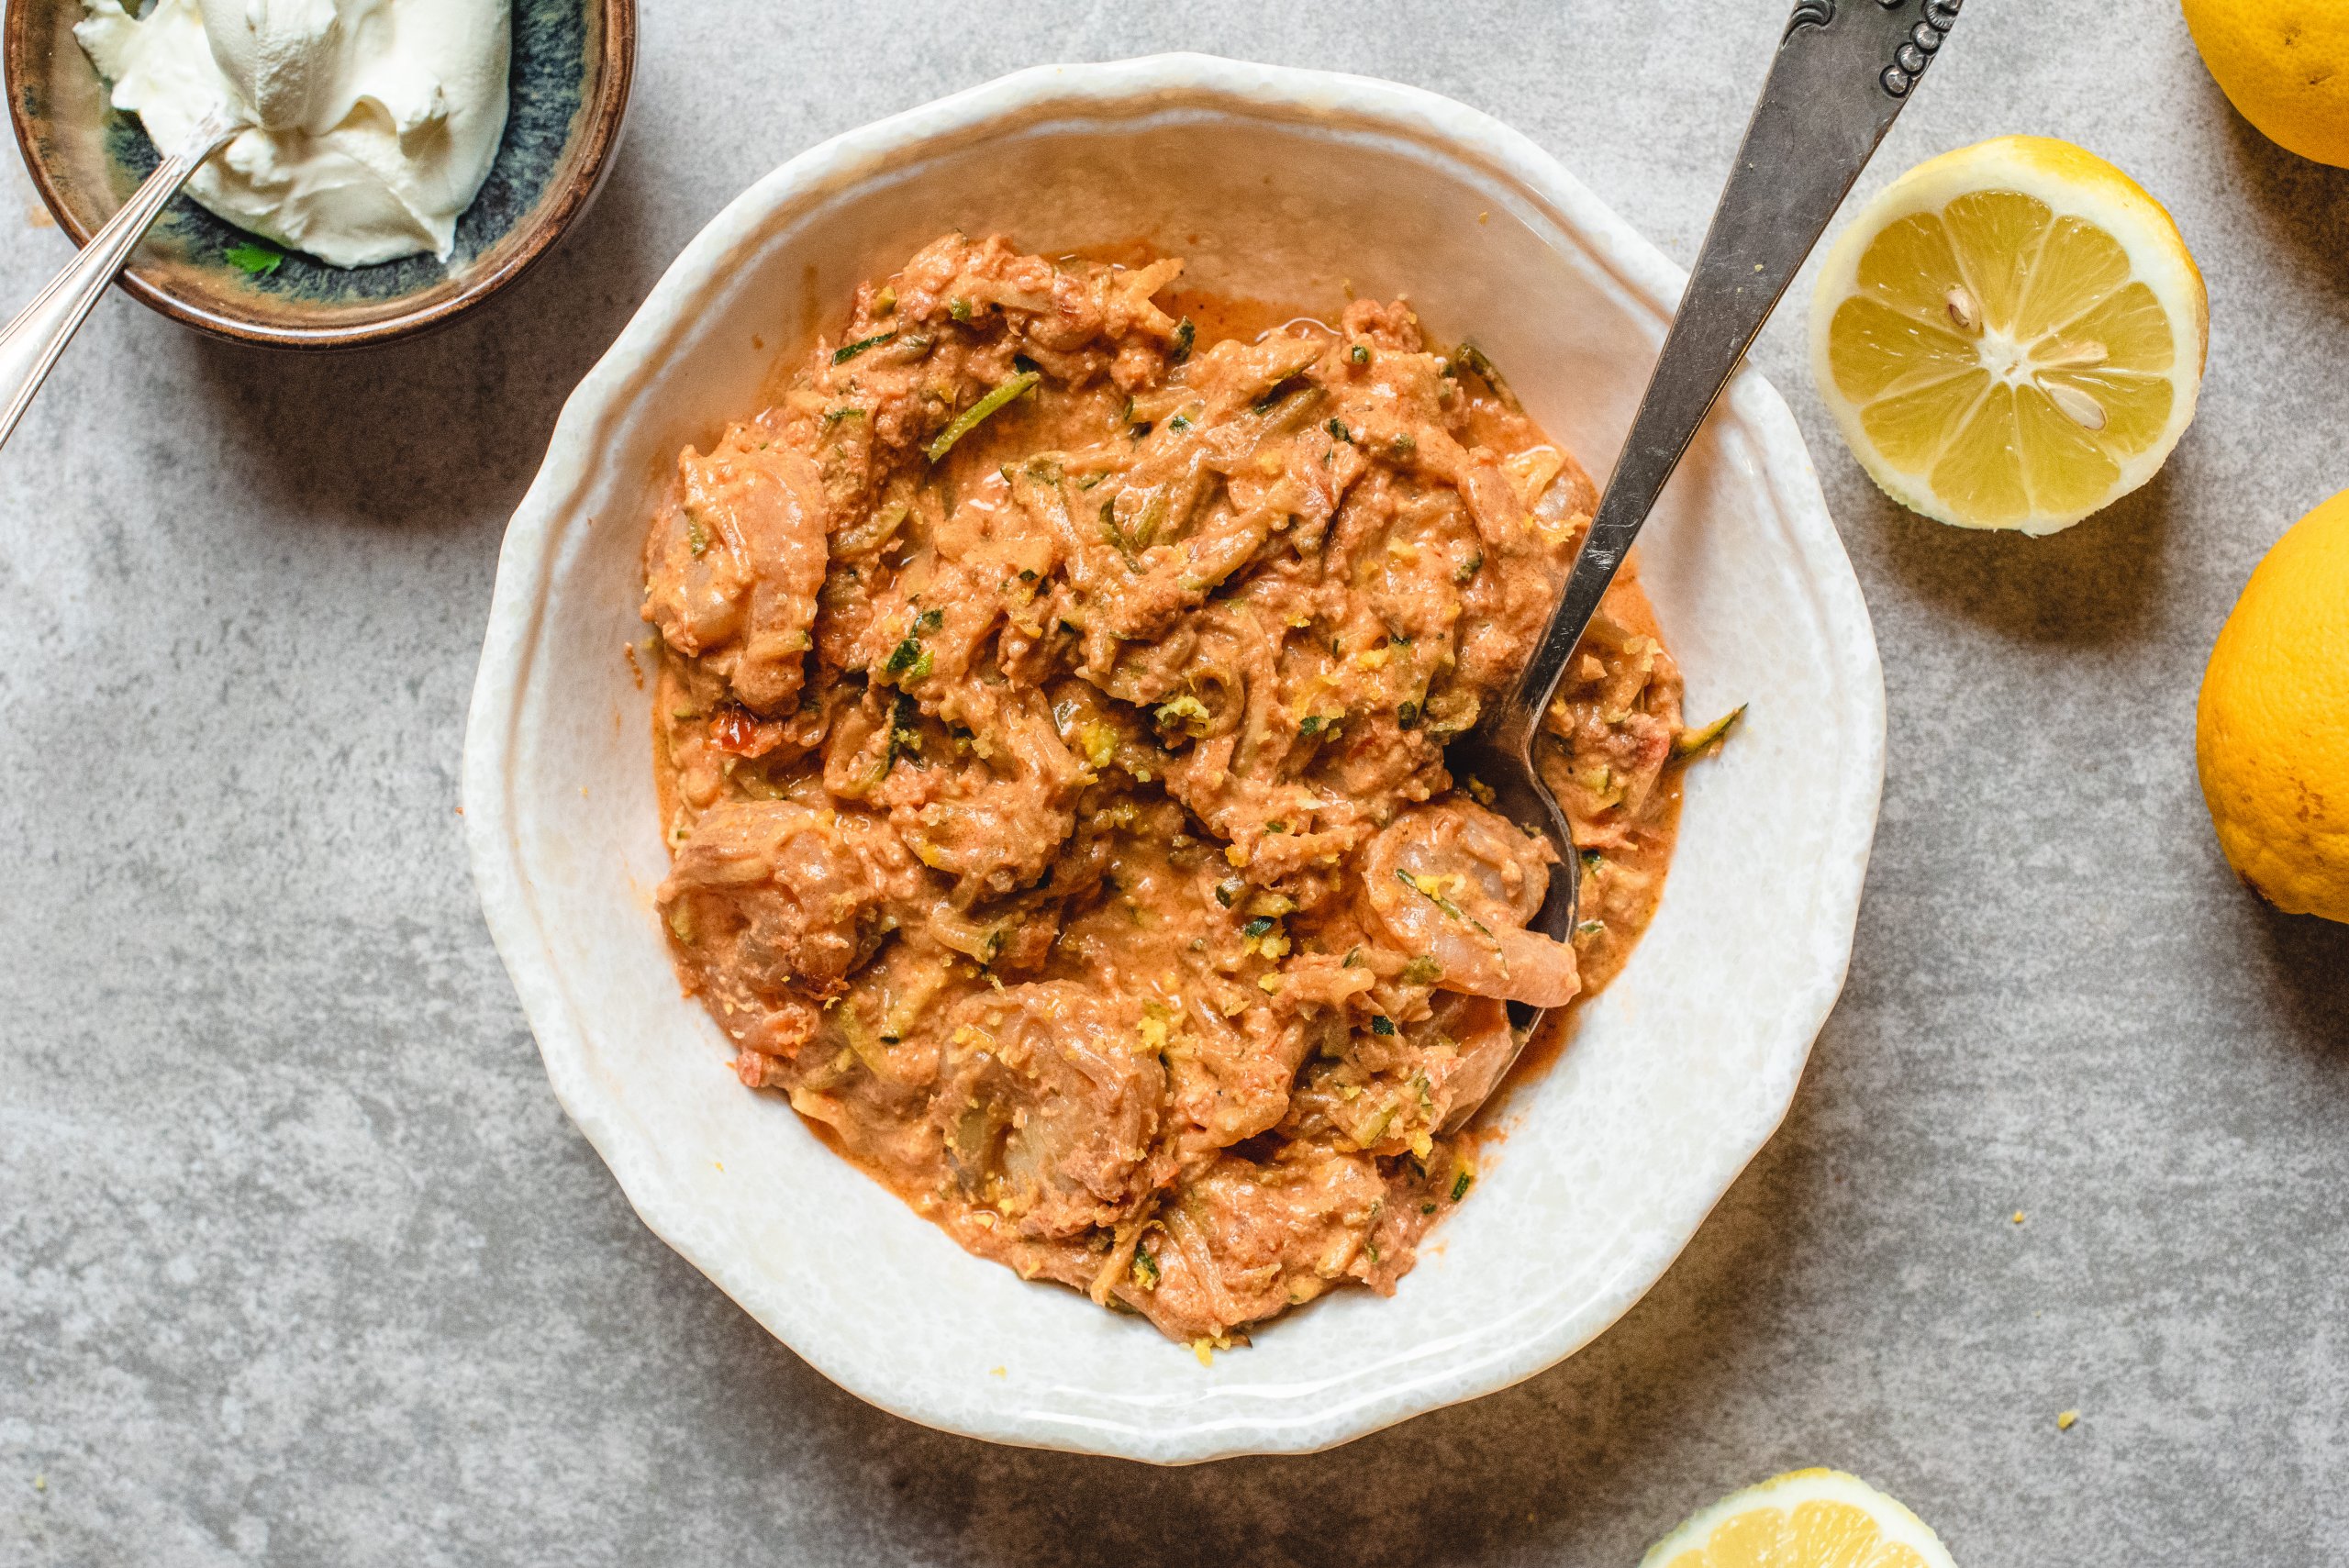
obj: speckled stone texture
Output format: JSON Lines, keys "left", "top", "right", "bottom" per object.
{"left": 4, "top": 2, "right": 2345, "bottom": 1563}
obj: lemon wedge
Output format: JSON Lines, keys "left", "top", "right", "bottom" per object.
{"left": 1811, "top": 135, "right": 2207, "bottom": 534}
{"left": 1641, "top": 1468, "right": 1958, "bottom": 1568}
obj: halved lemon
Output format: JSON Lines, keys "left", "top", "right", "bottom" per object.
{"left": 1811, "top": 135, "right": 2208, "bottom": 535}
{"left": 1641, "top": 1468, "right": 1958, "bottom": 1568}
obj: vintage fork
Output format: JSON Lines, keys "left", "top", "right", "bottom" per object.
{"left": 1442, "top": 0, "right": 1962, "bottom": 1132}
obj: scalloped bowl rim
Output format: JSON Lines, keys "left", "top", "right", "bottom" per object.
{"left": 462, "top": 53, "right": 1886, "bottom": 1462}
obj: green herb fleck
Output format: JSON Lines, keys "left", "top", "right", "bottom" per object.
{"left": 925, "top": 371, "right": 1040, "bottom": 462}
{"left": 225, "top": 240, "right": 283, "bottom": 276}
{"left": 1350, "top": 343, "right": 1370, "bottom": 365}
{"left": 1397, "top": 868, "right": 1469, "bottom": 923}
{"left": 1397, "top": 701, "right": 1421, "bottom": 731}
{"left": 832, "top": 330, "right": 896, "bottom": 365}
{"left": 1673, "top": 703, "right": 1748, "bottom": 759}
{"left": 1242, "top": 917, "right": 1276, "bottom": 940}
{"left": 1453, "top": 340, "right": 1517, "bottom": 407}
{"left": 1575, "top": 919, "right": 1607, "bottom": 937}
{"left": 1401, "top": 954, "right": 1442, "bottom": 985}
{"left": 1297, "top": 715, "right": 1323, "bottom": 737}
{"left": 916, "top": 607, "right": 943, "bottom": 633}
{"left": 1327, "top": 417, "right": 1353, "bottom": 444}
{"left": 1265, "top": 819, "right": 1288, "bottom": 834}
{"left": 1371, "top": 1015, "right": 1396, "bottom": 1037}
{"left": 1450, "top": 1170, "right": 1474, "bottom": 1202}
{"left": 867, "top": 692, "right": 918, "bottom": 785}
{"left": 1214, "top": 877, "right": 1244, "bottom": 908}
{"left": 1453, "top": 551, "right": 1484, "bottom": 585}
{"left": 1171, "top": 317, "right": 1196, "bottom": 361}
{"left": 1131, "top": 1247, "right": 1160, "bottom": 1289}
{"left": 948, "top": 296, "right": 973, "bottom": 321}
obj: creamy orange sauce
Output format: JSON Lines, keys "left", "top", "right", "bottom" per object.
{"left": 640, "top": 234, "right": 1689, "bottom": 1343}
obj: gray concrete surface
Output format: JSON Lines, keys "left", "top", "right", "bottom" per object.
{"left": 6, "top": 2, "right": 2347, "bottom": 1563}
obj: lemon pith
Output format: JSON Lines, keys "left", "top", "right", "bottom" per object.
{"left": 1641, "top": 1467, "right": 1958, "bottom": 1568}
{"left": 1809, "top": 136, "right": 2207, "bottom": 535}
{"left": 2196, "top": 492, "right": 2349, "bottom": 925}
{"left": 2184, "top": 0, "right": 2349, "bottom": 169}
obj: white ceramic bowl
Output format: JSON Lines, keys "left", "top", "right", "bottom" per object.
{"left": 463, "top": 53, "right": 1885, "bottom": 1464}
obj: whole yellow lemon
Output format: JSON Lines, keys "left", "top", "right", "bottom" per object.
{"left": 2196, "top": 492, "right": 2349, "bottom": 924}
{"left": 2183, "top": 0, "right": 2349, "bottom": 167}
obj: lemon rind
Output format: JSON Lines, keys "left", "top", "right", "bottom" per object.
{"left": 2185, "top": 0, "right": 2349, "bottom": 171}
{"left": 2194, "top": 491, "right": 2349, "bottom": 924}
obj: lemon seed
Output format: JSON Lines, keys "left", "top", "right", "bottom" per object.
{"left": 1944, "top": 284, "right": 1981, "bottom": 333}
{"left": 2044, "top": 381, "right": 2109, "bottom": 430}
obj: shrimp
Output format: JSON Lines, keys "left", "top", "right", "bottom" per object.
{"left": 643, "top": 428, "right": 829, "bottom": 715}
{"left": 658, "top": 800, "right": 920, "bottom": 1000}
{"left": 930, "top": 983, "right": 1165, "bottom": 1240}
{"left": 1357, "top": 799, "right": 1581, "bottom": 1008}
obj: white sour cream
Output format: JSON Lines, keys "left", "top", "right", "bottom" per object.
{"left": 76, "top": 0, "right": 510, "bottom": 268}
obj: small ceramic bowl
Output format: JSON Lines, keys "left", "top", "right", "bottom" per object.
{"left": 464, "top": 54, "right": 1887, "bottom": 1462}
{"left": 4, "top": 0, "right": 634, "bottom": 348}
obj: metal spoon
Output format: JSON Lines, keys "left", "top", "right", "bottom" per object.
{"left": 0, "top": 109, "right": 242, "bottom": 450}
{"left": 1442, "top": 0, "right": 1962, "bottom": 1131}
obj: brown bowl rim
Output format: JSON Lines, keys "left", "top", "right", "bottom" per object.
{"left": 4, "top": 0, "right": 637, "bottom": 350}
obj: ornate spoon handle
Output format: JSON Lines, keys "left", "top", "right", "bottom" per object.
{"left": 0, "top": 113, "right": 241, "bottom": 452}
{"left": 1439, "top": 0, "right": 1962, "bottom": 1128}
{"left": 1482, "top": 0, "right": 1962, "bottom": 763}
